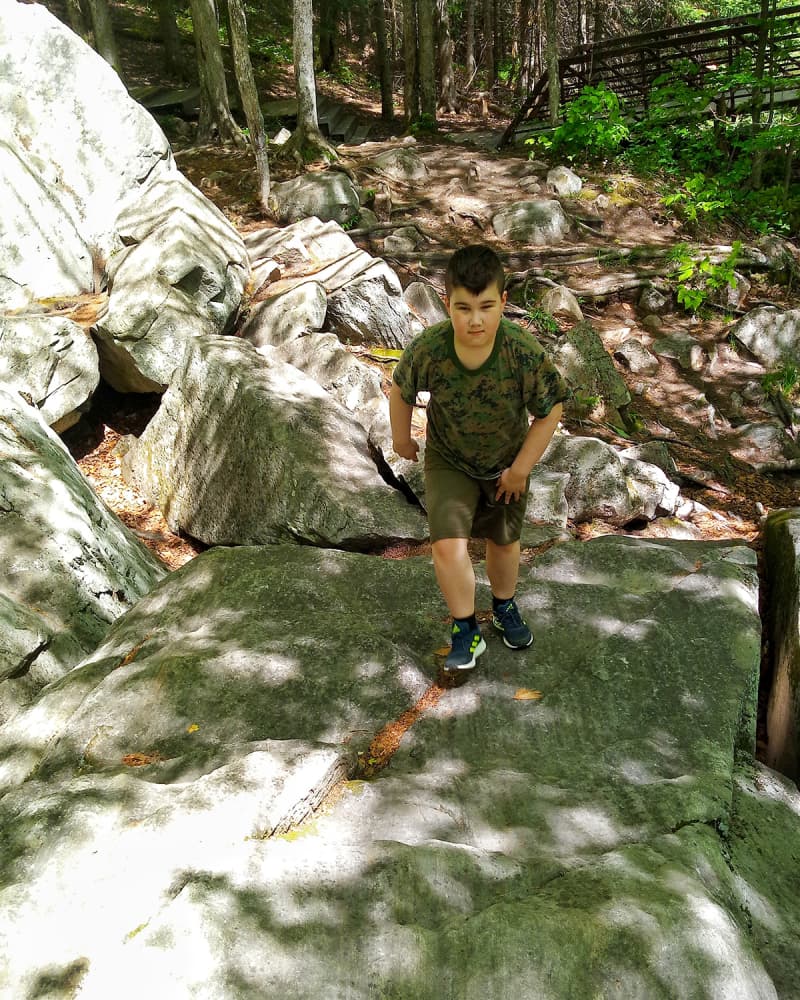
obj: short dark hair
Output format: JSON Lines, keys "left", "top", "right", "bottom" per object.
{"left": 444, "top": 245, "right": 505, "bottom": 297}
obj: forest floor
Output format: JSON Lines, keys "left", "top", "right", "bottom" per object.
{"left": 63, "top": 33, "right": 800, "bottom": 573}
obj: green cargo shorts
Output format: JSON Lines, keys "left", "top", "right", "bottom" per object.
{"left": 424, "top": 447, "right": 528, "bottom": 545}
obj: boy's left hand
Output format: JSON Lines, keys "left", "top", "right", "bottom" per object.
{"left": 495, "top": 467, "right": 527, "bottom": 504}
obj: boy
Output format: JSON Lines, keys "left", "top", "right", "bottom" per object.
{"left": 390, "top": 245, "right": 568, "bottom": 672}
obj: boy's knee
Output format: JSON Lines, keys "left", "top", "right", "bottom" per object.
{"left": 486, "top": 539, "right": 519, "bottom": 555}
{"left": 432, "top": 537, "right": 469, "bottom": 562}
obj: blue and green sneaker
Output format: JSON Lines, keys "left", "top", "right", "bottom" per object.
{"left": 492, "top": 599, "right": 533, "bottom": 649}
{"left": 444, "top": 621, "right": 487, "bottom": 672}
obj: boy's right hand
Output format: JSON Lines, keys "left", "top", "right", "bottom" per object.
{"left": 393, "top": 438, "right": 420, "bottom": 462}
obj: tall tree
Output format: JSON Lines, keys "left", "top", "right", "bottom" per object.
{"left": 465, "top": 0, "right": 476, "bottom": 79}
{"left": 373, "top": 0, "right": 394, "bottom": 122}
{"left": 64, "top": 0, "right": 90, "bottom": 42}
{"left": 153, "top": 0, "right": 185, "bottom": 77}
{"left": 403, "top": 0, "right": 420, "bottom": 123}
{"left": 482, "top": 0, "right": 495, "bottom": 86}
{"left": 418, "top": 0, "right": 437, "bottom": 123}
{"left": 544, "top": 0, "right": 559, "bottom": 123}
{"left": 318, "top": 0, "right": 338, "bottom": 72}
{"left": 227, "top": 0, "right": 269, "bottom": 209}
{"left": 437, "top": 0, "right": 457, "bottom": 112}
{"left": 85, "top": 0, "right": 123, "bottom": 77}
{"left": 749, "top": 0, "right": 773, "bottom": 190}
{"left": 189, "top": 0, "right": 244, "bottom": 144}
{"left": 292, "top": 0, "right": 336, "bottom": 159}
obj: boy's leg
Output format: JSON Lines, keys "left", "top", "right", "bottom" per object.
{"left": 431, "top": 537, "right": 475, "bottom": 619}
{"left": 485, "top": 539, "right": 521, "bottom": 601}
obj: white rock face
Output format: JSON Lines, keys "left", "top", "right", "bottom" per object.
{"left": 0, "top": 388, "right": 166, "bottom": 715}
{"left": 539, "top": 284, "right": 584, "bottom": 321}
{"left": 492, "top": 200, "right": 570, "bottom": 244}
{"left": 269, "top": 172, "right": 361, "bottom": 225}
{"left": 730, "top": 307, "right": 800, "bottom": 368}
{"left": 240, "top": 282, "right": 328, "bottom": 347}
{"left": 0, "top": 4, "right": 249, "bottom": 393}
{"left": 547, "top": 165, "right": 583, "bottom": 196}
{"left": 123, "top": 337, "right": 428, "bottom": 549}
{"left": 368, "top": 147, "right": 430, "bottom": 182}
{"left": 0, "top": 315, "right": 99, "bottom": 431}
{"left": 0, "top": 3, "right": 172, "bottom": 309}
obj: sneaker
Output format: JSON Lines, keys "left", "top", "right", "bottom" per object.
{"left": 492, "top": 599, "right": 534, "bottom": 649}
{"left": 444, "top": 621, "right": 487, "bottom": 672}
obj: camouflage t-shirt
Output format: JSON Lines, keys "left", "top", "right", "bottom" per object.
{"left": 393, "top": 316, "right": 569, "bottom": 478}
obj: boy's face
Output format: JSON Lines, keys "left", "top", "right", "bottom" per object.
{"left": 445, "top": 283, "right": 507, "bottom": 352}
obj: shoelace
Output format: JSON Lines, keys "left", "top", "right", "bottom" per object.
{"left": 498, "top": 602, "right": 523, "bottom": 627}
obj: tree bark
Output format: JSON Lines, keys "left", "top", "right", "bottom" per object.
{"left": 373, "top": 0, "right": 394, "bottom": 122}
{"left": 318, "top": 0, "right": 338, "bottom": 72}
{"left": 482, "top": 0, "right": 494, "bottom": 85}
{"left": 85, "top": 0, "right": 123, "bottom": 78}
{"left": 418, "top": 0, "right": 437, "bottom": 124}
{"left": 750, "top": 0, "right": 772, "bottom": 190}
{"left": 189, "top": 0, "right": 244, "bottom": 144}
{"left": 292, "top": 0, "right": 336, "bottom": 160}
{"left": 436, "top": 0, "right": 457, "bottom": 112}
{"left": 465, "top": 0, "right": 476, "bottom": 79}
{"left": 65, "top": 0, "right": 90, "bottom": 41}
{"left": 544, "top": 0, "right": 559, "bottom": 123}
{"left": 517, "top": 0, "right": 531, "bottom": 95}
{"left": 153, "top": 0, "right": 185, "bottom": 77}
{"left": 227, "top": 0, "right": 269, "bottom": 209}
{"left": 403, "top": 0, "right": 420, "bottom": 123}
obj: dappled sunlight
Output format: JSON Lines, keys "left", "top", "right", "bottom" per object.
{"left": 545, "top": 804, "right": 636, "bottom": 854}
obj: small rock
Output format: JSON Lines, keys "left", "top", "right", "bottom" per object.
{"left": 641, "top": 314, "right": 664, "bottom": 334}
{"left": 614, "top": 338, "right": 660, "bottom": 376}
{"left": 638, "top": 285, "right": 668, "bottom": 314}
{"left": 547, "top": 165, "right": 583, "bottom": 197}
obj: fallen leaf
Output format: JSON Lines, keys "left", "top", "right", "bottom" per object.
{"left": 121, "top": 751, "right": 164, "bottom": 767}
{"left": 187, "top": 723, "right": 199, "bottom": 733}
{"left": 434, "top": 646, "right": 451, "bottom": 657}
{"left": 513, "top": 689, "right": 543, "bottom": 701}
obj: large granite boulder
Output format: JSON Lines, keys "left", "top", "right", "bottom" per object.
{"left": 0, "top": 3, "right": 249, "bottom": 393}
{"left": 542, "top": 432, "right": 680, "bottom": 524}
{"left": 492, "top": 199, "right": 570, "bottom": 244}
{"left": 0, "top": 388, "right": 166, "bottom": 723}
{"left": 243, "top": 218, "right": 414, "bottom": 349}
{"left": 268, "top": 172, "right": 361, "bottom": 226}
{"left": 552, "top": 320, "right": 631, "bottom": 423}
{"left": 1, "top": 539, "right": 796, "bottom": 998}
{"left": 730, "top": 307, "right": 800, "bottom": 368}
{"left": 122, "top": 336, "right": 427, "bottom": 549}
{"left": 0, "top": 3, "right": 170, "bottom": 310}
{"left": 93, "top": 173, "right": 249, "bottom": 391}
{"left": 0, "top": 315, "right": 99, "bottom": 432}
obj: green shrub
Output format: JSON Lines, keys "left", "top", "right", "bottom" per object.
{"left": 527, "top": 84, "right": 630, "bottom": 164}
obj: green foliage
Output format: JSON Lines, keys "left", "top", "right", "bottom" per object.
{"left": 667, "top": 241, "right": 742, "bottom": 313}
{"left": 762, "top": 362, "right": 800, "bottom": 398}
{"left": 409, "top": 112, "right": 438, "bottom": 135}
{"left": 525, "top": 305, "right": 560, "bottom": 336}
{"left": 250, "top": 34, "right": 293, "bottom": 63}
{"left": 497, "top": 58, "right": 517, "bottom": 85}
{"left": 527, "top": 84, "right": 630, "bottom": 163}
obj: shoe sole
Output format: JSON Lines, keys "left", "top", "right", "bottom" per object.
{"left": 492, "top": 618, "right": 534, "bottom": 650}
{"left": 444, "top": 636, "right": 487, "bottom": 672}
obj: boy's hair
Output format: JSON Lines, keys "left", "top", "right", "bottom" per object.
{"left": 444, "top": 245, "right": 506, "bottom": 297}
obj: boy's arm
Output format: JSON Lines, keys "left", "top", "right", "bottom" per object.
{"left": 495, "top": 403, "right": 562, "bottom": 503}
{"left": 390, "top": 381, "right": 420, "bottom": 462}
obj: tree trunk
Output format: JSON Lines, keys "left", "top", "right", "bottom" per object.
{"left": 318, "top": 0, "right": 338, "bottom": 72}
{"left": 373, "top": 0, "right": 394, "bottom": 122}
{"left": 292, "top": 0, "right": 336, "bottom": 160}
{"left": 465, "top": 0, "right": 476, "bottom": 79}
{"left": 65, "top": 0, "right": 90, "bottom": 41}
{"left": 403, "top": 0, "right": 420, "bottom": 123}
{"left": 189, "top": 0, "right": 244, "bottom": 144}
{"left": 482, "top": 0, "right": 494, "bottom": 86}
{"left": 85, "top": 0, "right": 123, "bottom": 78}
{"left": 418, "top": 0, "right": 436, "bottom": 124}
{"left": 544, "top": 0, "right": 559, "bottom": 124}
{"left": 154, "top": 0, "right": 185, "bottom": 77}
{"left": 750, "top": 0, "right": 772, "bottom": 190}
{"left": 517, "top": 0, "right": 531, "bottom": 95}
{"left": 436, "top": 0, "right": 457, "bottom": 112}
{"left": 227, "top": 0, "right": 269, "bottom": 209}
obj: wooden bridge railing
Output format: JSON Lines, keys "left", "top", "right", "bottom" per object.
{"left": 499, "top": 5, "right": 800, "bottom": 147}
